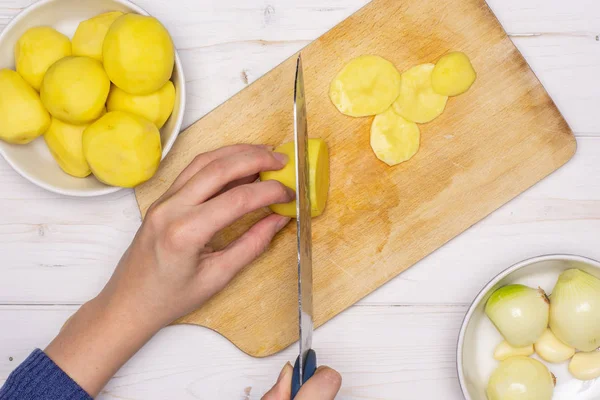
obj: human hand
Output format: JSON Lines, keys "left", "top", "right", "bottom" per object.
{"left": 99, "top": 143, "right": 294, "bottom": 329}
{"left": 262, "top": 363, "right": 342, "bottom": 400}
{"left": 46, "top": 144, "right": 294, "bottom": 396}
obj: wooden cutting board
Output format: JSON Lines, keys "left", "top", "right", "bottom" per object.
{"left": 135, "top": 0, "right": 576, "bottom": 357}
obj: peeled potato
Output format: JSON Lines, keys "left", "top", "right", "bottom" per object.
{"left": 259, "top": 139, "right": 329, "bottom": 218}
{"left": 72, "top": 11, "right": 124, "bottom": 62}
{"left": 44, "top": 117, "right": 94, "bottom": 178}
{"left": 14, "top": 26, "right": 71, "bottom": 91}
{"left": 103, "top": 14, "right": 175, "bottom": 95}
{"left": 432, "top": 52, "right": 477, "bottom": 96}
{"left": 106, "top": 81, "right": 175, "bottom": 129}
{"left": 41, "top": 56, "right": 110, "bottom": 124}
{"left": 0, "top": 69, "right": 50, "bottom": 144}
{"left": 371, "top": 108, "right": 420, "bottom": 166}
{"left": 329, "top": 55, "right": 401, "bottom": 117}
{"left": 392, "top": 63, "right": 448, "bottom": 124}
{"left": 83, "top": 111, "right": 162, "bottom": 188}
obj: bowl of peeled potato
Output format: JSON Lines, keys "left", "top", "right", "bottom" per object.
{"left": 0, "top": 0, "right": 185, "bottom": 196}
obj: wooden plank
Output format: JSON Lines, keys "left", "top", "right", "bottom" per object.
{"left": 0, "top": 304, "right": 466, "bottom": 400}
{"left": 133, "top": 0, "right": 575, "bottom": 357}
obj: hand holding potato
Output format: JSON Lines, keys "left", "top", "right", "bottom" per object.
{"left": 45, "top": 144, "right": 293, "bottom": 396}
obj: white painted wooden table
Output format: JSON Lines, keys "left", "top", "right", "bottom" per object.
{"left": 1, "top": 0, "right": 599, "bottom": 398}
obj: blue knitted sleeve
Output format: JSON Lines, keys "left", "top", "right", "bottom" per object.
{"left": 0, "top": 349, "right": 92, "bottom": 400}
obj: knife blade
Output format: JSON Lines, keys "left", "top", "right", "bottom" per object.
{"left": 292, "top": 53, "right": 316, "bottom": 394}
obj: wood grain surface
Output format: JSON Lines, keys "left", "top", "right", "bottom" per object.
{"left": 135, "top": 0, "right": 576, "bottom": 357}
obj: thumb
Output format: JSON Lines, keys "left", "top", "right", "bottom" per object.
{"left": 296, "top": 366, "right": 342, "bottom": 400}
{"left": 262, "top": 362, "right": 293, "bottom": 400}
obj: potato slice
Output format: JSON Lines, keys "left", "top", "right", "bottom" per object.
{"left": 329, "top": 55, "right": 401, "bottom": 117}
{"left": 370, "top": 108, "right": 420, "bottom": 166}
{"left": 259, "top": 139, "right": 329, "bottom": 218}
{"left": 432, "top": 52, "right": 477, "bottom": 96}
{"left": 392, "top": 63, "right": 448, "bottom": 123}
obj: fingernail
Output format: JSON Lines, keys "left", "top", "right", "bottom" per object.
{"left": 258, "top": 144, "right": 274, "bottom": 150}
{"left": 276, "top": 216, "right": 291, "bottom": 232}
{"left": 272, "top": 152, "right": 289, "bottom": 165}
{"left": 277, "top": 362, "right": 293, "bottom": 383}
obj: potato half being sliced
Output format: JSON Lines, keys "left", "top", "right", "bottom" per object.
{"left": 329, "top": 55, "right": 401, "bottom": 117}
{"left": 370, "top": 108, "right": 420, "bottom": 166}
{"left": 432, "top": 52, "right": 477, "bottom": 96}
{"left": 259, "top": 139, "right": 330, "bottom": 218}
{"left": 392, "top": 63, "right": 448, "bottom": 124}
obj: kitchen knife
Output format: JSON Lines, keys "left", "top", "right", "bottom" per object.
{"left": 290, "top": 54, "right": 317, "bottom": 399}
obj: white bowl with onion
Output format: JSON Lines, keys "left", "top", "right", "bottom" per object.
{"left": 458, "top": 254, "right": 600, "bottom": 400}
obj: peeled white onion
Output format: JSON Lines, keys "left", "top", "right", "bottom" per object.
{"left": 485, "top": 284, "right": 549, "bottom": 347}
{"left": 550, "top": 269, "right": 600, "bottom": 352}
{"left": 487, "top": 356, "right": 555, "bottom": 400}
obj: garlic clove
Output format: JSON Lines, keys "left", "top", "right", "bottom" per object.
{"left": 494, "top": 340, "right": 534, "bottom": 361}
{"left": 569, "top": 350, "right": 600, "bottom": 381}
{"left": 534, "top": 328, "right": 575, "bottom": 363}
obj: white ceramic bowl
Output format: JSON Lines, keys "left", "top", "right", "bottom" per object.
{"left": 0, "top": 0, "right": 185, "bottom": 196}
{"left": 458, "top": 254, "right": 600, "bottom": 400}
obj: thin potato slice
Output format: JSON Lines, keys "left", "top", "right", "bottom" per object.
{"left": 432, "top": 52, "right": 477, "bottom": 96}
{"left": 329, "top": 55, "right": 401, "bottom": 117}
{"left": 371, "top": 108, "right": 420, "bottom": 166}
{"left": 392, "top": 63, "right": 448, "bottom": 123}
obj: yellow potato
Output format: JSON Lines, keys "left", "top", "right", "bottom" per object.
{"left": 14, "top": 26, "right": 71, "bottom": 91}
{"left": 83, "top": 111, "right": 162, "bottom": 188}
{"left": 329, "top": 55, "right": 401, "bottom": 117}
{"left": 392, "top": 63, "right": 448, "bottom": 123}
{"left": 0, "top": 69, "right": 50, "bottom": 144}
{"left": 103, "top": 14, "right": 175, "bottom": 95}
{"left": 44, "top": 117, "right": 93, "bottom": 178}
{"left": 72, "top": 11, "right": 124, "bottom": 62}
{"left": 259, "top": 139, "right": 329, "bottom": 218}
{"left": 370, "top": 108, "right": 420, "bottom": 166}
{"left": 432, "top": 52, "right": 477, "bottom": 96}
{"left": 106, "top": 81, "right": 175, "bottom": 129}
{"left": 41, "top": 56, "right": 110, "bottom": 124}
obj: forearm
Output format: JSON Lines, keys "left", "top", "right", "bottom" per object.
{"left": 45, "top": 292, "right": 160, "bottom": 397}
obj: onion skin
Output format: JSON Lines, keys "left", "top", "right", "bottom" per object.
{"left": 486, "top": 356, "right": 554, "bottom": 400}
{"left": 549, "top": 269, "right": 600, "bottom": 352}
{"left": 485, "top": 284, "right": 550, "bottom": 347}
